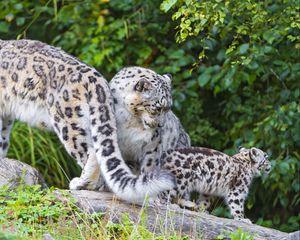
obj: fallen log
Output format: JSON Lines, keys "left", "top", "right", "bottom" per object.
{"left": 1, "top": 158, "right": 296, "bottom": 240}
{"left": 65, "top": 190, "right": 295, "bottom": 240}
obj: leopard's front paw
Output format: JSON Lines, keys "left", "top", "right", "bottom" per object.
{"left": 69, "top": 177, "right": 87, "bottom": 190}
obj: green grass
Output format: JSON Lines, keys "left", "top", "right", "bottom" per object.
{"left": 7, "top": 122, "right": 80, "bottom": 188}
{"left": 0, "top": 184, "right": 192, "bottom": 240}
{"left": 215, "top": 228, "right": 255, "bottom": 240}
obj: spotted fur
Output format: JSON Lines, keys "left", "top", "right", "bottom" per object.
{"left": 160, "top": 147, "right": 271, "bottom": 223}
{"left": 0, "top": 39, "right": 176, "bottom": 203}
{"left": 109, "top": 68, "right": 190, "bottom": 175}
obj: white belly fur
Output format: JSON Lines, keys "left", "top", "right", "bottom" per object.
{"left": 0, "top": 97, "right": 53, "bottom": 130}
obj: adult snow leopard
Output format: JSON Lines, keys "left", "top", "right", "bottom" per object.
{"left": 109, "top": 67, "right": 191, "bottom": 174}
{"left": 0, "top": 39, "right": 175, "bottom": 203}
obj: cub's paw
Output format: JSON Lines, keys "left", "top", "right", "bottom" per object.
{"left": 98, "top": 182, "right": 110, "bottom": 192}
{"left": 168, "top": 203, "right": 182, "bottom": 210}
{"left": 148, "top": 198, "right": 164, "bottom": 208}
{"left": 239, "top": 218, "right": 252, "bottom": 224}
{"left": 178, "top": 199, "right": 197, "bottom": 209}
{"left": 69, "top": 177, "right": 87, "bottom": 190}
{"left": 86, "top": 181, "right": 102, "bottom": 191}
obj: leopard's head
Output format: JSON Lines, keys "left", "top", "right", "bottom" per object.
{"left": 110, "top": 66, "right": 172, "bottom": 129}
{"left": 238, "top": 147, "right": 271, "bottom": 176}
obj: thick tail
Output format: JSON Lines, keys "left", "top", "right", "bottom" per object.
{"left": 89, "top": 80, "right": 175, "bottom": 204}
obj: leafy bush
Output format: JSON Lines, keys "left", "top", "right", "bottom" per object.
{"left": 0, "top": 0, "right": 299, "bottom": 232}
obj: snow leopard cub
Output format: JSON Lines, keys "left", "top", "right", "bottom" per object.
{"left": 160, "top": 146, "right": 271, "bottom": 223}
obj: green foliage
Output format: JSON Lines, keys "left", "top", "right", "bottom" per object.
{"left": 215, "top": 228, "right": 254, "bottom": 240}
{"left": 0, "top": 0, "right": 299, "bottom": 233}
{"left": 0, "top": 231, "right": 19, "bottom": 240}
{"left": 0, "top": 185, "right": 190, "bottom": 239}
{"left": 0, "top": 184, "right": 83, "bottom": 239}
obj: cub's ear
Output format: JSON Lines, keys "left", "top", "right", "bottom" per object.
{"left": 163, "top": 73, "right": 172, "bottom": 84}
{"left": 250, "top": 147, "right": 259, "bottom": 162}
{"left": 134, "top": 79, "right": 152, "bottom": 92}
{"left": 238, "top": 146, "right": 246, "bottom": 152}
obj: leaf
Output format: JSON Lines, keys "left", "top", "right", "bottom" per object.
{"left": 16, "top": 17, "right": 25, "bottom": 26}
{"left": 0, "top": 22, "right": 9, "bottom": 33}
{"left": 239, "top": 43, "right": 249, "bottom": 54}
{"left": 97, "top": 15, "right": 105, "bottom": 28}
{"left": 280, "top": 69, "right": 290, "bottom": 80}
{"left": 223, "top": 67, "right": 236, "bottom": 88}
{"left": 247, "top": 60, "right": 259, "bottom": 70}
{"left": 292, "top": 180, "right": 300, "bottom": 192}
{"left": 263, "top": 30, "right": 281, "bottom": 44}
{"left": 273, "top": 60, "right": 286, "bottom": 66}
{"left": 198, "top": 72, "right": 211, "bottom": 87}
{"left": 168, "top": 49, "right": 184, "bottom": 59}
{"left": 279, "top": 162, "right": 290, "bottom": 174}
{"left": 263, "top": 46, "right": 274, "bottom": 54}
{"left": 14, "top": 3, "right": 23, "bottom": 11}
{"left": 204, "top": 39, "right": 215, "bottom": 50}
{"left": 279, "top": 195, "right": 289, "bottom": 207}
{"left": 160, "top": 0, "right": 178, "bottom": 12}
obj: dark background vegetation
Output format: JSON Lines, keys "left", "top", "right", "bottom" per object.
{"left": 0, "top": 0, "right": 299, "bottom": 232}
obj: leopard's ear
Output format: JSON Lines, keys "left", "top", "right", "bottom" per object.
{"left": 163, "top": 73, "right": 172, "bottom": 85}
{"left": 134, "top": 79, "right": 152, "bottom": 92}
{"left": 250, "top": 147, "right": 259, "bottom": 162}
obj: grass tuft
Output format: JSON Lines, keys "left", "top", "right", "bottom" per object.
{"left": 7, "top": 122, "right": 80, "bottom": 188}
{"left": 0, "top": 184, "right": 191, "bottom": 240}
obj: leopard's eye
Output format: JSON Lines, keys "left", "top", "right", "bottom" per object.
{"left": 156, "top": 107, "right": 162, "bottom": 113}
{"left": 148, "top": 108, "right": 158, "bottom": 116}
{"left": 162, "top": 105, "right": 171, "bottom": 112}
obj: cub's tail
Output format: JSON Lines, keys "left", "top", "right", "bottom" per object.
{"left": 90, "top": 80, "right": 175, "bottom": 203}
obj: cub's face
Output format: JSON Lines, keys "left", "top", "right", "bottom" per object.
{"left": 239, "top": 147, "right": 272, "bottom": 175}
{"left": 110, "top": 67, "right": 172, "bottom": 129}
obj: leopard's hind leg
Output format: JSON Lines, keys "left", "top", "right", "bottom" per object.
{"left": 48, "top": 99, "right": 101, "bottom": 190}
{"left": 69, "top": 148, "right": 102, "bottom": 190}
{"left": 0, "top": 117, "right": 14, "bottom": 158}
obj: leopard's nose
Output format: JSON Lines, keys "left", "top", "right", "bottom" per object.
{"left": 265, "top": 166, "right": 271, "bottom": 173}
